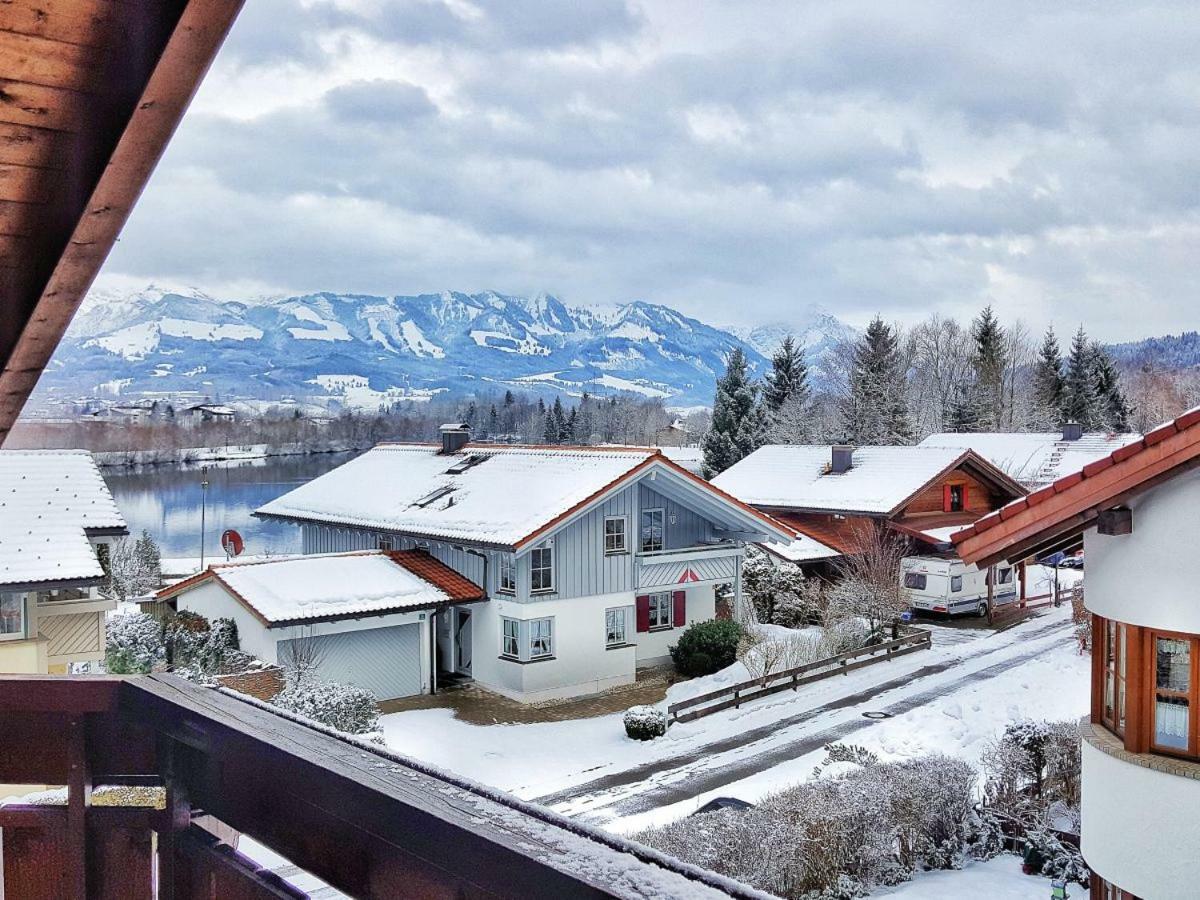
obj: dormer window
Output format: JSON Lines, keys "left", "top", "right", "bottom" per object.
{"left": 944, "top": 483, "right": 965, "bottom": 513}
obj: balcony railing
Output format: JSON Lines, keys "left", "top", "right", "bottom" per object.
{"left": 0, "top": 674, "right": 761, "bottom": 899}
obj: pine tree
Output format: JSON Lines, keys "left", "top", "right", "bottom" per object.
{"left": 970, "top": 306, "right": 1008, "bottom": 429}
{"left": 763, "top": 335, "right": 811, "bottom": 442}
{"left": 702, "top": 348, "right": 766, "bottom": 477}
{"left": 564, "top": 407, "right": 578, "bottom": 444}
{"left": 486, "top": 404, "right": 499, "bottom": 439}
{"left": 840, "top": 317, "right": 910, "bottom": 445}
{"left": 1089, "top": 342, "right": 1131, "bottom": 431}
{"left": 1031, "top": 327, "right": 1065, "bottom": 429}
{"left": 1060, "top": 326, "right": 1100, "bottom": 429}
{"left": 542, "top": 410, "right": 558, "bottom": 444}
{"left": 551, "top": 397, "right": 568, "bottom": 443}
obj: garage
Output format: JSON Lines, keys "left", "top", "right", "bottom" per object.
{"left": 281, "top": 623, "right": 423, "bottom": 701}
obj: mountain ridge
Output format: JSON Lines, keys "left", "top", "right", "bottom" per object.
{"left": 35, "top": 287, "right": 855, "bottom": 412}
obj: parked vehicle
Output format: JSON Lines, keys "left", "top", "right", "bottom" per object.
{"left": 901, "top": 555, "right": 1019, "bottom": 616}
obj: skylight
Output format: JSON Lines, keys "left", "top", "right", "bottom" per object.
{"left": 445, "top": 454, "right": 488, "bottom": 475}
{"left": 413, "top": 486, "right": 455, "bottom": 508}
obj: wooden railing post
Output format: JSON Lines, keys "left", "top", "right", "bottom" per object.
{"left": 157, "top": 735, "right": 192, "bottom": 900}
{"left": 66, "top": 716, "right": 92, "bottom": 900}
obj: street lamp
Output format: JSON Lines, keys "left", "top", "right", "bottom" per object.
{"left": 199, "top": 465, "right": 210, "bottom": 570}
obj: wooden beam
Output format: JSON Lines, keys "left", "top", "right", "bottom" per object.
{"left": 0, "top": 0, "right": 246, "bottom": 444}
{"left": 65, "top": 715, "right": 93, "bottom": 899}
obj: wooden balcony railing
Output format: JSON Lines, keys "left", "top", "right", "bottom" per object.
{"left": 0, "top": 674, "right": 765, "bottom": 899}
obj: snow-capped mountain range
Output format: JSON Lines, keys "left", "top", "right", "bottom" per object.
{"left": 33, "top": 286, "right": 856, "bottom": 411}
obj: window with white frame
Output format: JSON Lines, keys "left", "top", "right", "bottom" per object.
{"left": 605, "top": 608, "right": 628, "bottom": 647}
{"left": 499, "top": 555, "right": 515, "bottom": 593}
{"left": 530, "top": 618, "right": 554, "bottom": 658}
{"left": 604, "top": 516, "right": 627, "bottom": 554}
{"left": 531, "top": 544, "right": 554, "bottom": 593}
{"left": 640, "top": 508, "right": 665, "bottom": 553}
{"left": 501, "top": 617, "right": 519, "bottom": 658}
{"left": 648, "top": 592, "right": 672, "bottom": 629}
{"left": 0, "top": 593, "right": 24, "bottom": 639}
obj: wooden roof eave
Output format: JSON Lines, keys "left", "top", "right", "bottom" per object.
{"left": 0, "top": 0, "right": 246, "bottom": 445}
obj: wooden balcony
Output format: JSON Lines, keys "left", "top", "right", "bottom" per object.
{"left": 0, "top": 675, "right": 757, "bottom": 899}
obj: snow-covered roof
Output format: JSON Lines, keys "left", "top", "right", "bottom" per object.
{"left": 162, "top": 550, "right": 483, "bottom": 625}
{"left": 0, "top": 450, "right": 127, "bottom": 588}
{"left": 258, "top": 443, "right": 790, "bottom": 548}
{"left": 918, "top": 431, "right": 1141, "bottom": 487}
{"left": 658, "top": 446, "right": 703, "bottom": 476}
{"left": 258, "top": 444, "right": 661, "bottom": 547}
{"left": 711, "top": 445, "right": 979, "bottom": 515}
{"left": 759, "top": 531, "right": 842, "bottom": 564}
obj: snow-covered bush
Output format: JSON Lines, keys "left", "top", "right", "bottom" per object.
{"left": 105, "top": 612, "right": 165, "bottom": 674}
{"left": 272, "top": 678, "right": 381, "bottom": 736}
{"left": 669, "top": 619, "right": 743, "bottom": 677}
{"left": 624, "top": 705, "right": 667, "bottom": 741}
{"left": 981, "top": 720, "right": 1081, "bottom": 827}
{"left": 743, "top": 548, "right": 820, "bottom": 627}
{"left": 637, "top": 752, "right": 980, "bottom": 898}
{"left": 1022, "top": 828, "right": 1089, "bottom": 886}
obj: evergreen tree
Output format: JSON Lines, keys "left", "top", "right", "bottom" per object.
{"left": 542, "top": 410, "right": 558, "bottom": 444}
{"left": 969, "top": 306, "right": 1008, "bottom": 429}
{"left": 575, "top": 391, "right": 595, "bottom": 445}
{"left": 946, "top": 379, "right": 983, "bottom": 432}
{"left": 840, "top": 317, "right": 910, "bottom": 445}
{"left": 565, "top": 407, "right": 579, "bottom": 444}
{"left": 486, "top": 404, "right": 499, "bottom": 439}
{"left": 701, "top": 348, "right": 766, "bottom": 477}
{"left": 1031, "top": 327, "right": 1065, "bottom": 429}
{"left": 1060, "top": 326, "right": 1100, "bottom": 429}
{"left": 1089, "top": 342, "right": 1132, "bottom": 431}
{"left": 551, "top": 397, "right": 568, "bottom": 443}
{"left": 763, "top": 335, "right": 812, "bottom": 442}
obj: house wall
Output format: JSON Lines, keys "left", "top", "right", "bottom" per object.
{"left": 638, "top": 484, "right": 718, "bottom": 550}
{"left": 1081, "top": 739, "right": 1200, "bottom": 900}
{"left": 0, "top": 635, "right": 47, "bottom": 674}
{"left": 1085, "top": 468, "right": 1200, "bottom": 633}
{"left": 900, "top": 469, "right": 996, "bottom": 518}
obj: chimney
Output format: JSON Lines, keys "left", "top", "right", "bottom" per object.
{"left": 831, "top": 445, "right": 854, "bottom": 474}
{"left": 440, "top": 423, "right": 470, "bottom": 454}
{"left": 1062, "top": 421, "right": 1083, "bottom": 442}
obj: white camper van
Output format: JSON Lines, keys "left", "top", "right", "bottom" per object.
{"left": 901, "top": 556, "right": 1019, "bottom": 616}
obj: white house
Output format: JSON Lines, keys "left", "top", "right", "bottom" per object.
{"left": 254, "top": 426, "right": 794, "bottom": 702}
{"left": 158, "top": 550, "right": 485, "bottom": 700}
{"left": 955, "top": 406, "right": 1200, "bottom": 900}
{"left": 0, "top": 450, "right": 127, "bottom": 675}
{"left": 919, "top": 423, "right": 1140, "bottom": 489}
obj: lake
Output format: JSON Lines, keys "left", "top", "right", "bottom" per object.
{"left": 102, "top": 452, "right": 361, "bottom": 560}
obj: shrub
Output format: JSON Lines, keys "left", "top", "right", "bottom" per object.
{"left": 272, "top": 678, "right": 381, "bottom": 736}
{"left": 670, "top": 619, "right": 744, "bottom": 677}
{"left": 105, "top": 612, "right": 164, "bottom": 674}
{"left": 624, "top": 705, "right": 667, "bottom": 741}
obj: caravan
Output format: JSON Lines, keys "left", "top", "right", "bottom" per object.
{"left": 901, "top": 556, "right": 1018, "bottom": 616}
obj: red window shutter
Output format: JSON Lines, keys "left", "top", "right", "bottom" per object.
{"left": 636, "top": 595, "right": 650, "bottom": 633}
{"left": 942, "top": 484, "right": 952, "bottom": 512}
{"left": 673, "top": 590, "right": 686, "bottom": 628}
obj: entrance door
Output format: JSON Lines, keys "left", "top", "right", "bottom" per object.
{"left": 455, "top": 608, "right": 473, "bottom": 674}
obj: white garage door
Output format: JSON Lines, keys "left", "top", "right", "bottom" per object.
{"left": 280, "top": 624, "right": 423, "bottom": 701}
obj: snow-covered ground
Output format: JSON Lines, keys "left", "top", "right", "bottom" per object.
{"left": 876, "top": 856, "right": 1090, "bottom": 899}
{"left": 382, "top": 600, "right": 1089, "bottom": 836}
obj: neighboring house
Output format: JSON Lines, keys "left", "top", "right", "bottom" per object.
{"left": 157, "top": 550, "right": 485, "bottom": 701}
{"left": 954, "top": 406, "right": 1200, "bottom": 900}
{"left": 0, "top": 450, "right": 127, "bottom": 674}
{"left": 919, "top": 423, "right": 1141, "bottom": 489}
{"left": 711, "top": 444, "right": 1027, "bottom": 577}
{"left": 185, "top": 403, "right": 236, "bottom": 424}
{"left": 255, "top": 426, "right": 793, "bottom": 702}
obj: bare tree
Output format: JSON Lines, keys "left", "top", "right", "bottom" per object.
{"left": 279, "top": 626, "right": 327, "bottom": 684}
{"left": 826, "top": 521, "right": 909, "bottom": 638}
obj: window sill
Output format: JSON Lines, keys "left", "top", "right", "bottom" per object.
{"left": 499, "top": 655, "right": 557, "bottom": 665}
{"left": 604, "top": 550, "right": 629, "bottom": 556}
{"left": 1081, "top": 717, "right": 1200, "bottom": 778}
{"left": 530, "top": 589, "right": 556, "bottom": 597}
{"left": 606, "top": 642, "right": 634, "bottom": 651}
{"left": 648, "top": 625, "right": 673, "bottom": 633}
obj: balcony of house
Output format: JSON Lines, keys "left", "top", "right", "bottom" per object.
{"left": 634, "top": 541, "right": 742, "bottom": 590}
{"left": 32, "top": 590, "right": 117, "bottom": 672}
{"left": 0, "top": 674, "right": 757, "bottom": 899}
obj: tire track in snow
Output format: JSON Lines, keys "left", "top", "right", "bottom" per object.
{"left": 539, "top": 619, "right": 1073, "bottom": 823}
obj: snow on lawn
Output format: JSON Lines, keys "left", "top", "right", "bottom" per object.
{"left": 603, "top": 609, "right": 1088, "bottom": 834}
{"left": 875, "top": 856, "right": 1089, "bottom": 899}
{"left": 383, "top": 604, "right": 1084, "bottom": 806}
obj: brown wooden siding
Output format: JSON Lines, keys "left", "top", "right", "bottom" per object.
{"left": 900, "top": 469, "right": 998, "bottom": 519}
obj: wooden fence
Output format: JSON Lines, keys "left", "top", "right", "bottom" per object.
{"left": 990, "top": 583, "right": 1080, "bottom": 627}
{"left": 666, "top": 628, "right": 933, "bottom": 725}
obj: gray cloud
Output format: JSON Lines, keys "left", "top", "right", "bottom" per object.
{"left": 102, "top": 0, "right": 1200, "bottom": 342}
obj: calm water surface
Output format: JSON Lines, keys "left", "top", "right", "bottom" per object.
{"left": 102, "top": 452, "right": 360, "bottom": 559}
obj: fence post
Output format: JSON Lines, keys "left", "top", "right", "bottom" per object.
{"left": 792, "top": 673, "right": 798, "bottom": 691}
{"left": 733, "top": 689, "right": 740, "bottom": 709}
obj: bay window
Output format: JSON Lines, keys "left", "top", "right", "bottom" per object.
{"left": 606, "top": 608, "right": 628, "bottom": 647}
{"left": 1102, "top": 618, "right": 1126, "bottom": 736}
{"left": 1153, "top": 635, "right": 1192, "bottom": 753}
{"left": 499, "top": 555, "right": 515, "bottom": 594}
{"left": 501, "top": 617, "right": 519, "bottom": 658}
{"left": 530, "top": 618, "right": 554, "bottom": 659}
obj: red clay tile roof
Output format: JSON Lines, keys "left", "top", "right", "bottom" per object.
{"left": 954, "top": 405, "right": 1200, "bottom": 565}
{"left": 385, "top": 550, "right": 485, "bottom": 602}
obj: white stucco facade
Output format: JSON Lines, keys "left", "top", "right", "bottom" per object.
{"left": 1085, "top": 467, "right": 1200, "bottom": 633}
{"left": 1082, "top": 738, "right": 1200, "bottom": 900}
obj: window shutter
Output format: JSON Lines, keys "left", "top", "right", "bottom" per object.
{"left": 942, "top": 484, "right": 952, "bottom": 512}
{"left": 673, "top": 590, "right": 686, "bottom": 628}
{"left": 636, "top": 595, "right": 650, "bottom": 633}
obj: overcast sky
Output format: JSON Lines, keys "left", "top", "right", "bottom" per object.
{"left": 100, "top": 0, "right": 1200, "bottom": 341}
